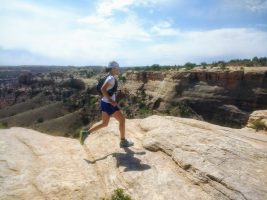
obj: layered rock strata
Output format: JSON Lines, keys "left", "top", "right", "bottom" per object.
{"left": 124, "top": 67, "right": 267, "bottom": 127}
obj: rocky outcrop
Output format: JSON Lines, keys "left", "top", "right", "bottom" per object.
{"left": 1, "top": 114, "right": 267, "bottom": 200}
{"left": 142, "top": 116, "right": 267, "bottom": 200}
{"left": 124, "top": 67, "right": 267, "bottom": 127}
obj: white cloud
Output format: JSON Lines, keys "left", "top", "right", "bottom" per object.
{"left": 134, "top": 0, "right": 176, "bottom": 7}
{"left": 0, "top": 0, "right": 73, "bottom": 19}
{"left": 77, "top": 0, "right": 152, "bottom": 42}
{"left": 77, "top": 15, "right": 112, "bottom": 29}
{"left": 151, "top": 21, "right": 180, "bottom": 36}
{"left": 148, "top": 28, "right": 267, "bottom": 64}
{"left": 244, "top": 0, "right": 267, "bottom": 11}
{"left": 0, "top": 0, "right": 267, "bottom": 66}
{"left": 97, "top": 0, "right": 135, "bottom": 16}
{"left": 225, "top": 0, "right": 267, "bottom": 11}
{"left": 95, "top": 0, "right": 176, "bottom": 17}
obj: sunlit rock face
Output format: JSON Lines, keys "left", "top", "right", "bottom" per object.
{"left": 1, "top": 113, "right": 267, "bottom": 200}
{"left": 124, "top": 68, "right": 267, "bottom": 127}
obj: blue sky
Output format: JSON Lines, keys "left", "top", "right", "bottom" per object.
{"left": 0, "top": 0, "right": 267, "bottom": 66}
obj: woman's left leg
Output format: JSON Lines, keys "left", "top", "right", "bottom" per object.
{"left": 112, "top": 110, "right": 125, "bottom": 139}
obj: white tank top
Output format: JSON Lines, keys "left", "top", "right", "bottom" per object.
{"left": 101, "top": 75, "right": 116, "bottom": 103}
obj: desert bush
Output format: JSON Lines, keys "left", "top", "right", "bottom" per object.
{"left": 18, "top": 72, "right": 33, "bottom": 85}
{"left": 150, "top": 64, "right": 161, "bottom": 71}
{"left": 201, "top": 62, "right": 207, "bottom": 67}
{"left": 118, "top": 75, "right": 127, "bottom": 83}
{"left": 0, "top": 122, "right": 8, "bottom": 129}
{"left": 178, "top": 102, "right": 192, "bottom": 117}
{"left": 102, "top": 188, "right": 132, "bottom": 200}
{"left": 61, "top": 78, "right": 85, "bottom": 90}
{"left": 139, "top": 107, "right": 152, "bottom": 116}
{"left": 37, "top": 117, "right": 44, "bottom": 123}
{"left": 219, "top": 61, "right": 226, "bottom": 70}
{"left": 184, "top": 62, "right": 196, "bottom": 70}
{"left": 37, "top": 79, "right": 55, "bottom": 86}
{"left": 250, "top": 119, "right": 266, "bottom": 131}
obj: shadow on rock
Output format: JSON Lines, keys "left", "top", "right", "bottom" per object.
{"left": 84, "top": 147, "right": 151, "bottom": 172}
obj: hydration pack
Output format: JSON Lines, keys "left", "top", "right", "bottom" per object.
{"left": 96, "top": 74, "right": 118, "bottom": 96}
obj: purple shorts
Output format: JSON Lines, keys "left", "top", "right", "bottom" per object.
{"left": 100, "top": 100, "right": 120, "bottom": 115}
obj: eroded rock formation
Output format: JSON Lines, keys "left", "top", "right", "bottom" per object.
{"left": 1, "top": 113, "right": 267, "bottom": 200}
{"left": 123, "top": 67, "right": 267, "bottom": 127}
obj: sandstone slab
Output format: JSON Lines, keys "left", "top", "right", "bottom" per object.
{"left": 1, "top": 115, "right": 267, "bottom": 200}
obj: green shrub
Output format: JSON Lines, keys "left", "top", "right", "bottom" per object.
{"left": 219, "top": 62, "right": 226, "bottom": 70}
{"left": 119, "top": 75, "right": 127, "bottom": 83}
{"left": 37, "top": 118, "right": 44, "bottom": 123}
{"left": 174, "top": 101, "right": 192, "bottom": 117}
{"left": 150, "top": 64, "right": 161, "bottom": 71}
{"left": 61, "top": 78, "right": 85, "bottom": 90}
{"left": 18, "top": 72, "right": 33, "bottom": 85}
{"left": 201, "top": 62, "right": 207, "bottom": 67}
{"left": 0, "top": 122, "right": 8, "bottom": 129}
{"left": 250, "top": 119, "right": 266, "bottom": 131}
{"left": 184, "top": 62, "right": 196, "bottom": 70}
{"left": 102, "top": 188, "right": 132, "bottom": 200}
{"left": 139, "top": 107, "right": 151, "bottom": 116}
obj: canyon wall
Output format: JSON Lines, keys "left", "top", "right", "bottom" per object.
{"left": 123, "top": 67, "right": 267, "bottom": 127}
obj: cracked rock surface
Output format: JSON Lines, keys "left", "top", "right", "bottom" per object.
{"left": 1, "top": 115, "right": 267, "bottom": 200}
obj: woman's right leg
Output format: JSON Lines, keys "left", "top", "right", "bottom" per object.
{"left": 88, "top": 111, "right": 110, "bottom": 133}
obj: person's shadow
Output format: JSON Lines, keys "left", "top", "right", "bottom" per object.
{"left": 84, "top": 148, "right": 151, "bottom": 172}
